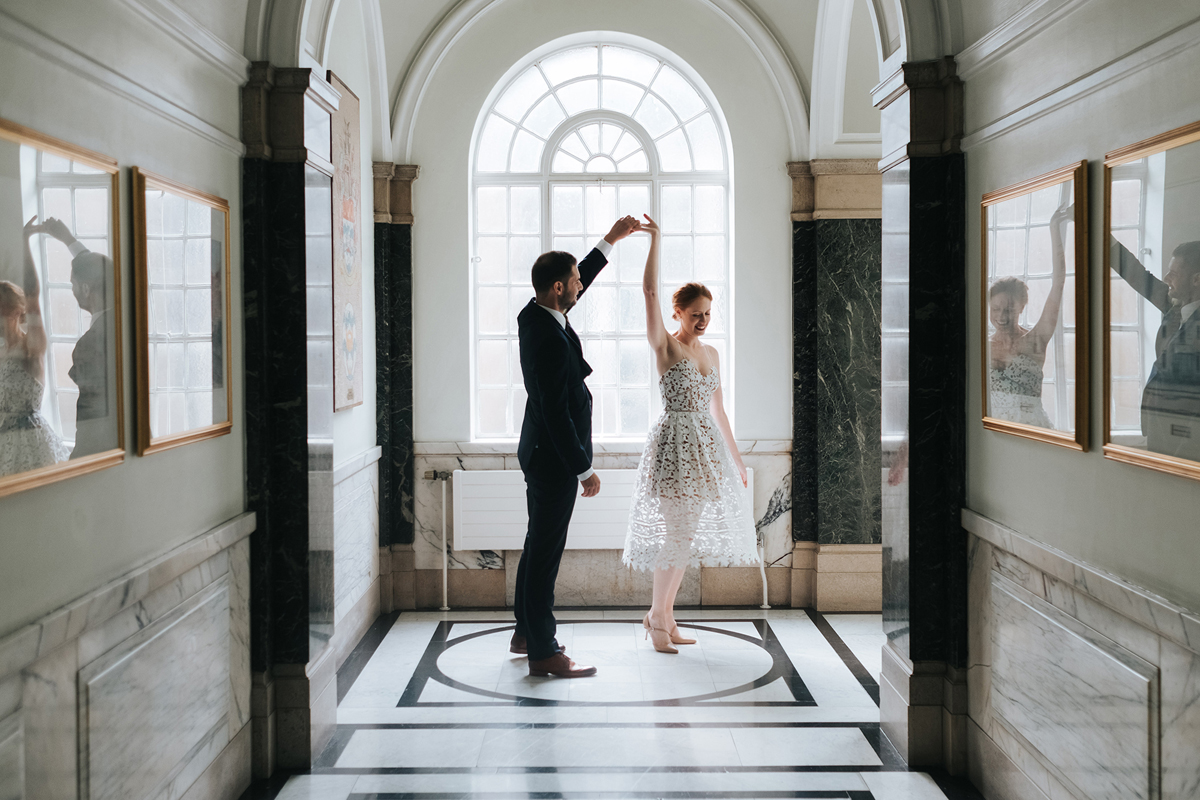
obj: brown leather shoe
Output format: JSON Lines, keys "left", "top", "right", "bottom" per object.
{"left": 509, "top": 634, "right": 565, "bottom": 656}
{"left": 528, "top": 652, "right": 597, "bottom": 678}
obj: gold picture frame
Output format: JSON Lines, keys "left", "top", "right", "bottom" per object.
{"left": 980, "top": 161, "right": 1089, "bottom": 450}
{"left": 1103, "top": 120, "right": 1200, "bottom": 481}
{"left": 0, "top": 119, "right": 125, "bottom": 498}
{"left": 131, "top": 168, "right": 233, "bottom": 455}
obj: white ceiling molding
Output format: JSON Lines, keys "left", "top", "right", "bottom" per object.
{"left": 389, "top": 0, "right": 811, "bottom": 162}
{"left": 955, "top": 0, "right": 1088, "bottom": 80}
{"left": 118, "top": 0, "right": 250, "bottom": 84}
{"left": 244, "top": 0, "right": 308, "bottom": 68}
{"left": 961, "top": 14, "right": 1200, "bottom": 151}
{"left": 0, "top": 7, "right": 244, "bottom": 155}
{"left": 811, "top": 0, "right": 882, "bottom": 160}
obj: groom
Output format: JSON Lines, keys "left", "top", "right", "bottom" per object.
{"left": 512, "top": 215, "right": 640, "bottom": 678}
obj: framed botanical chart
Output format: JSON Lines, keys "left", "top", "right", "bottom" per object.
{"left": 328, "top": 71, "right": 363, "bottom": 410}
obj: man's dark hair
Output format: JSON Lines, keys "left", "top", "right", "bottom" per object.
{"left": 1173, "top": 241, "right": 1200, "bottom": 277}
{"left": 531, "top": 251, "right": 576, "bottom": 293}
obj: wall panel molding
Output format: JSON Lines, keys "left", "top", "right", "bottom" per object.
{"left": 117, "top": 0, "right": 250, "bottom": 84}
{"left": 0, "top": 8, "right": 244, "bottom": 155}
{"left": 961, "top": 14, "right": 1200, "bottom": 151}
{"left": 955, "top": 0, "right": 1088, "bottom": 80}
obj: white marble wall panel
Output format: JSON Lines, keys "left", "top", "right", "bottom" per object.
{"left": 504, "top": 550, "right": 701, "bottom": 607}
{"left": 79, "top": 580, "right": 230, "bottom": 800}
{"left": 229, "top": 537, "right": 251, "bottom": 738}
{"left": 0, "top": 712, "right": 22, "bottom": 800}
{"left": 990, "top": 573, "right": 1158, "bottom": 800}
{"left": 1160, "top": 638, "right": 1200, "bottom": 799}
{"left": 333, "top": 464, "right": 380, "bottom": 625}
{"left": 743, "top": 453, "right": 791, "bottom": 568}
{"left": 414, "top": 455, "right": 504, "bottom": 571}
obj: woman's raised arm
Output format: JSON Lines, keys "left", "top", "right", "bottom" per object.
{"left": 641, "top": 215, "right": 670, "bottom": 357}
{"left": 1031, "top": 202, "right": 1071, "bottom": 347}
{"left": 21, "top": 216, "right": 48, "bottom": 368}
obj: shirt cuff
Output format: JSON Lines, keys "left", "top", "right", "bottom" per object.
{"left": 67, "top": 242, "right": 88, "bottom": 258}
{"left": 594, "top": 239, "right": 613, "bottom": 258}
{"left": 577, "top": 467, "right": 595, "bottom": 481}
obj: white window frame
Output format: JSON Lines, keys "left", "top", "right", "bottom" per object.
{"left": 469, "top": 41, "right": 733, "bottom": 442}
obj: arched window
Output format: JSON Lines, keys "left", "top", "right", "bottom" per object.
{"left": 471, "top": 42, "right": 731, "bottom": 440}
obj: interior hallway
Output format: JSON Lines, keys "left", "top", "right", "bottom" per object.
{"left": 246, "top": 609, "right": 980, "bottom": 800}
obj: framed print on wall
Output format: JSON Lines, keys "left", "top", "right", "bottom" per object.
{"left": 1104, "top": 120, "right": 1200, "bottom": 481}
{"left": 981, "top": 161, "right": 1089, "bottom": 450}
{"left": 328, "top": 71, "right": 363, "bottom": 411}
{"left": 0, "top": 119, "right": 125, "bottom": 498}
{"left": 132, "top": 168, "right": 232, "bottom": 455}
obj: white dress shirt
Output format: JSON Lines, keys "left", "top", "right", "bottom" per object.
{"left": 535, "top": 238, "right": 612, "bottom": 482}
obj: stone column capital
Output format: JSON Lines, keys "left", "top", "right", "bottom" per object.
{"left": 373, "top": 163, "right": 420, "bottom": 224}
{"left": 876, "top": 56, "right": 963, "bottom": 170}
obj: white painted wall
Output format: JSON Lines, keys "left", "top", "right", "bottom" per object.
{"left": 0, "top": 1, "right": 246, "bottom": 632}
{"left": 326, "top": 0, "right": 379, "bottom": 463}
{"left": 401, "top": 0, "right": 795, "bottom": 442}
{"left": 962, "top": 0, "right": 1200, "bottom": 611}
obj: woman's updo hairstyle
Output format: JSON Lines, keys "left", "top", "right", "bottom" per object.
{"left": 989, "top": 276, "right": 1029, "bottom": 306}
{"left": 672, "top": 282, "right": 712, "bottom": 314}
{"left": 0, "top": 280, "right": 26, "bottom": 319}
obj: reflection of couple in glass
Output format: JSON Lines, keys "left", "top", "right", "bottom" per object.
{"left": 0, "top": 215, "right": 109, "bottom": 477}
{"left": 988, "top": 200, "right": 1071, "bottom": 429}
{"left": 1111, "top": 237, "right": 1200, "bottom": 460}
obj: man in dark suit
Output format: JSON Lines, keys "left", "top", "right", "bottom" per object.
{"left": 511, "top": 215, "right": 639, "bottom": 678}
{"left": 1112, "top": 239, "right": 1200, "bottom": 460}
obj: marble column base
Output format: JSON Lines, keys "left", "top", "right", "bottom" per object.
{"left": 385, "top": 545, "right": 417, "bottom": 610}
{"left": 417, "top": 568, "right": 507, "bottom": 608}
{"left": 880, "top": 640, "right": 967, "bottom": 771}
{"left": 249, "top": 672, "right": 275, "bottom": 780}
{"left": 814, "top": 544, "right": 883, "bottom": 612}
{"left": 273, "top": 648, "right": 336, "bottom": 770}
{"left": 790, "top": 542, "right": 817, "bottom": 607}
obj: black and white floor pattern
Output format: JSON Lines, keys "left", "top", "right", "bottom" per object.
{"left": 251, "top": 608, "right": 982, "bottom": 800}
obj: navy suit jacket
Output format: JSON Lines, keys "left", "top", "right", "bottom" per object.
{"left": 516, "top": 248, "right": 608, "bottom": 479}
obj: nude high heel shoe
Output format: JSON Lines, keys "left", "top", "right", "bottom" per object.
{"left": 643, "top": 613, "right": 678, "bottom": 654}
{"left": 669, "top": 625, "right": 697, "bottom": 645}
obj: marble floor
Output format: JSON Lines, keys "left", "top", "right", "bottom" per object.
{"left": 244, "top": 608, "right": 983, "bottom": 800}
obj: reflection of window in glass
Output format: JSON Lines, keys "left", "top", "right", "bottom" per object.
{"left": 472, "top": 43, "right": 730, "bottom": 439}
{"left": 986, "top": 183, "right": 1076, "bottom": 429}
{"left": 145, "top": 191, "right": 221, "bottom": 437}
{"left": 306, "top": 167, "right": 334, "bottom": 440}
{"left": 1109, "top": 162, "right": 1150, "bottom": 434}
{"left": 28, "top": 148, "right": 112, "bottom": 447}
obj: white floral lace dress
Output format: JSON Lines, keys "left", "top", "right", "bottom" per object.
{"left": 622, "top": 358, "right": 760, "bottom": 571}
{"left": 0, "top": 352, "right": 70, "bottom": 478}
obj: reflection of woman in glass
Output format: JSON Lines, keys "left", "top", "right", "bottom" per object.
{"left": 988, "top": 202, "right": 1071, "bottom": 428}
{"left": 0, "top": 216, "right": 70, "bottom": 476}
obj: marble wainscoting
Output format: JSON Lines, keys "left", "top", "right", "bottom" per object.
{"left": 396, "top": 441, "right": 794, "bottom": 608}
{"left": 0, "top": 513, "right": 255, "bottom": 800}
{"left": 964, "top": 509, "right": 1200, "bottom": 800}
{"left": 329, "top": 448, "right": 382, "bottom": 668}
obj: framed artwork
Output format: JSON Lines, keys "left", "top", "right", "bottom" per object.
{"left": 980, "top": 161, "right": 1089, "bottom": 450}
{"left": 1103, "top": 120, "right": 1200, "bottom": 481}
{"left": 0, "top": 119, "right": 125, "bottom": 497}
{"left": 131, "top": 168, "right": 232, "bottom": 455}
{"left": 328, "top": 71, "right": 363, "bottom": 410}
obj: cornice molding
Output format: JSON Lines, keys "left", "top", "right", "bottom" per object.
{"left": 961, "top": 15, "right": 1200, "bottom": 151}
{"left": 0, "top": 8, "right": 243, "bottom": 155}
{"left": 955, "top": 0, "right": 1088, "bottom": 81}
{"left": 118, "top": 0, "right": 251, "bottom": 84}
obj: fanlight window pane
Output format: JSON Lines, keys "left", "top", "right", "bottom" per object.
{"left": 601, "top": 46, "right": 659, "bottom": 84}
{"left": 586, "top": 156, "right": 617, "bottom": 173}
{"left": 612, "top": 133, "right": 641, "bottom": 161}
{"left": 510, "top": 131, "right": 544, "bottom": 172}
{"left": 600, "top": 80, "right": 644, "bottom": 115}
{"left": 560, "top": 132, "right": 589, "bottom": 160}
{"left": 540, "top": 47, "right": 599, "bottom": 86}
{"left": 477, "top": 115, "right": 516, "bottom": 171}
{"left": 656, "top": 128, "right": 692, "bottom": 172}
{"left": 634, "top": 94, "right": 677, "bottom": 138}
{"left": 552, "top": 151, "right": 583, "bottom": 173}
{"left": 686, "top": 114, "right": 723, "bottom": 170}
{"left": 496, "top": 69, "right": 549, "bottom": 121}
{"left": 578, "top": 123, "right": 601, "bottom": 154}
{"left": 651, "top": 67, "right": 705, "bottom": 120}
{"left": 617, "top": 151, "right": 648, "bottom": 173}
{"left": 557, "top": 79, "right": 599, "bottom": 115}
{"left": 524, "top": 95, "right": 566, "bottom": 138}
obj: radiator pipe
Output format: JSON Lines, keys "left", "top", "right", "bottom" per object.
{"left": 440, "top": 479, "right": 450, "bottom": 611}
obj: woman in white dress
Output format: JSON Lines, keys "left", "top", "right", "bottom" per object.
{"left": 1, "top": 216, "right": 70, "bottom": 477}
{"left": 622, "top": 215, "right": 759, "bottom": 654}
{"left": 988, "top": 201, "right": 1071, "bottom": 429}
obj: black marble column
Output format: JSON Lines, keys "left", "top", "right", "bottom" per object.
{"left": 244, "top": 159, "right": 311, "bottom": 670}
{"left": 792, "top": 218, "right": 883, "bottom": 546}
{"left": 376, "top": 222, "right": 415, "bottom": 546}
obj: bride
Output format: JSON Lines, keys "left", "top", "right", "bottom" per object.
{"left": 1, "top": 216, "right": 70, "bottom": 477}
{"left": 622, "top": 214, "right": 759, "bottom": 654}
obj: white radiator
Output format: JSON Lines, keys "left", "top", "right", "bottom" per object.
{"left": 452, "top": 468, "right": 753, "bottom": 551}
